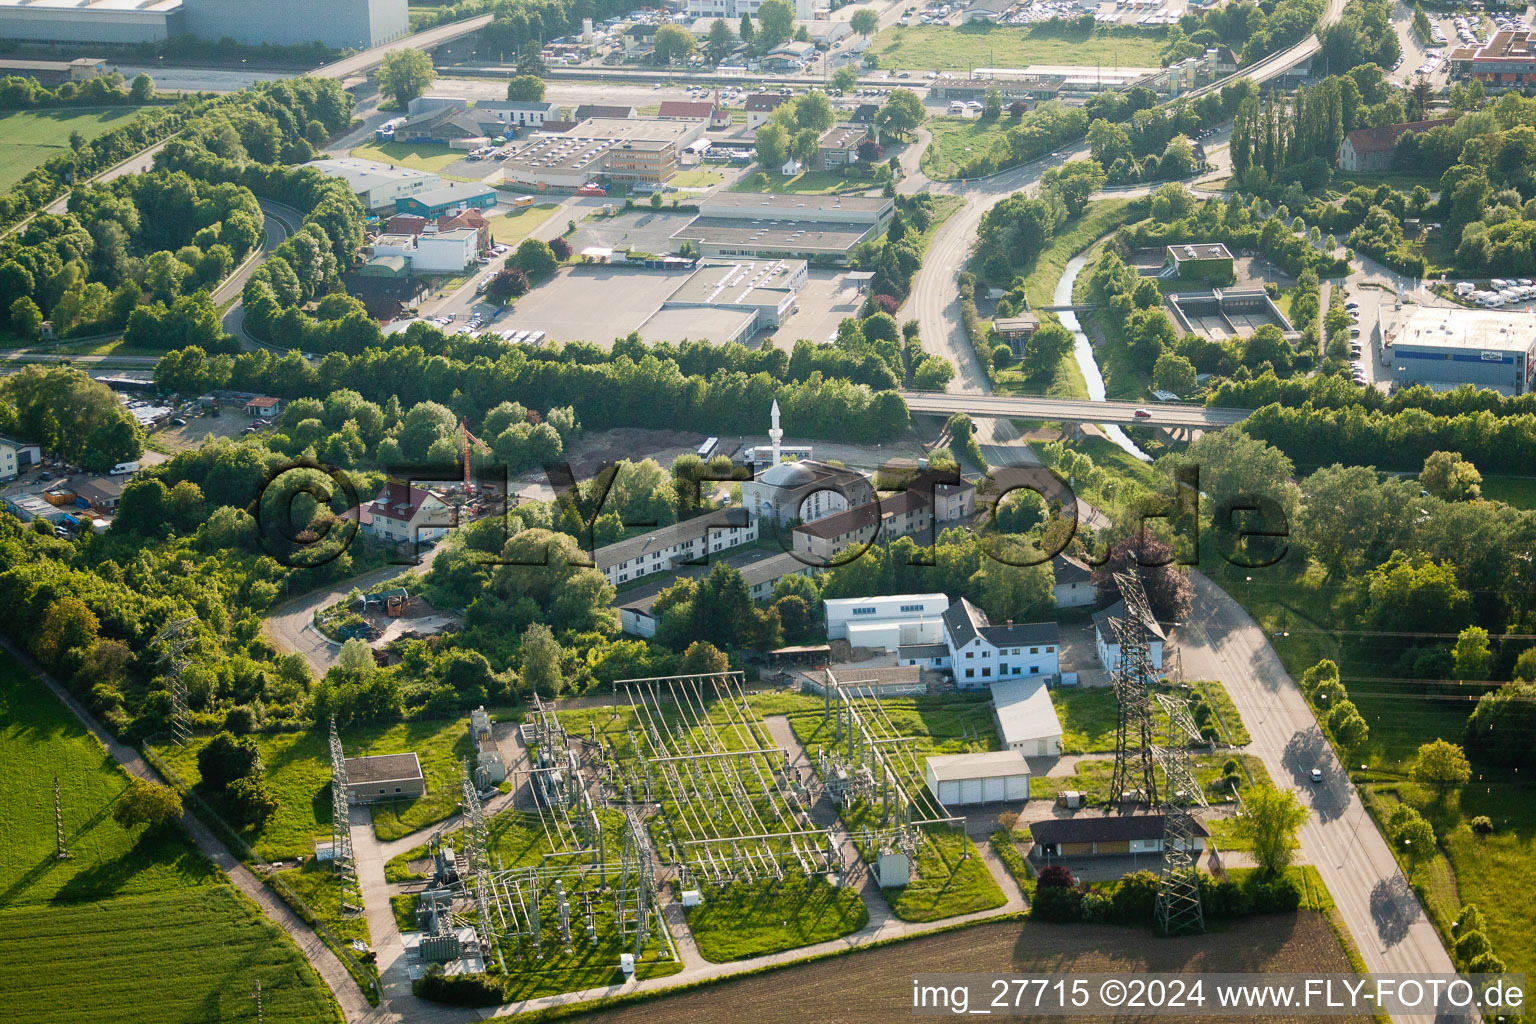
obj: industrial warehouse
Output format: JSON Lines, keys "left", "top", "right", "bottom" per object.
{"left": 0, "top": 0, "right": 405, "bottom": 45}
{"left": 672, "top": 192, "right": 896, "bottom": 263}
{"left": 1382, "top": 304, "right": 1535, "bottom": 395}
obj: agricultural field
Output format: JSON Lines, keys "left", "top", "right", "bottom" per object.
{"left": 558, "top": 913, "right": 1367, "bottom": 1024}
{"left": 0, "top": 107, "right": 149, "bottom": 193}
{"left": 868, "top": 22, "right": 1166, "bottom": 74}
{"left": 0, "top": 654, "right": 338, "bottom": 1023}
{"left": 151, "top": 716, "right": 475, "bottom": 858}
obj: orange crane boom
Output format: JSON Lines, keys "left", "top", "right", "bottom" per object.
{"left": 460, "top": 418, "right": 488, "bottom": 494}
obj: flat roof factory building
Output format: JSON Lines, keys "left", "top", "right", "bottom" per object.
{"left": 671, "top": 193, "right": 895, "bottom": 264}
{"left": 0, "top": 0, "right": 184, "bottom": 44}
{"left": 502, "top": 117, "right": 708, "bottom": 189}
{"left": 344, "top": 752, "right": 425, "bottom": 804}
{"left": 1384, "top": 305, "right": 1535, "bottom": 395}
{"left": 304, "top": 157, "right": 442, "bottom": 214}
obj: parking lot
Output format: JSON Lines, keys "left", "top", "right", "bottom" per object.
{"left": 764, "top": 268, "right": 869, "bottom": 349}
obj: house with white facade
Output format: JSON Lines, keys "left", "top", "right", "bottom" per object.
{"left": 823, "top": 593, "right": 948, "bottom": 651}
{"left": 370, "top": 226, "right": 481, "bottom": 274}
{"left": 594, "top": 507, "right": 757, "bottom": 587}
{"left": 1052, "top": 553, "right": 1096, "bottom": 608}
{"left": 1093, "top": 597, "right": 1165, "bottom": 671}
{"left": 348, "top": 481, "right": 454, "bottom": 545}
{"left": 939, "top": 597, "right": 1060, "bottom": 689}
{"left": 0, "top": 435, "right": 42, "bottom": 481}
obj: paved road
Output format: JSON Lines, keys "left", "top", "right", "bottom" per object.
{"left": 0, "top": 635, "right": 376, "bottom": 1024}
{"left": 313, "top": 16, "right": 496, "bottom": 81}
{"left": 1178, "top": 572, "right": 1458, "bottom": 1019}
{"left": 901, "top": 391, "right": 1252, "bottom": 428}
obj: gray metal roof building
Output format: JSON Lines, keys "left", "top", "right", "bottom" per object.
{"left": 182, "top": 0, "right": 407, "bottom": 47}
{"left": 0, "top": 0, "right": 184, "bottom": 43}
{"left": 1384, "top": 305, "right": 1535, "bottom": 396}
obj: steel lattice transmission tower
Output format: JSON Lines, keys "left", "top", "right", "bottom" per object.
{"left": 327, "top": 719, "right": 362, "bottom": 913}
{"left": 1153, "top": 693, "right": 1210, "bottom": 935}
{"left": 618, "top": 806, "right": 655, "bottom": 957}
{"left": 459, "top": 760, "right": 497, "bottom": 958}
{"left": 1108, "top": 572, "right": 1160, "bottom": 810}
{"left": 150, "top": 618, "right": 200, "bottom": 745}
{"left": 54, "top": 775, "right": 70, "bottom": 859}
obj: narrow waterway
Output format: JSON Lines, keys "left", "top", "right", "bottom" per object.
{"left": 1054, "top": 254, "right": 1152, "bottom": 463}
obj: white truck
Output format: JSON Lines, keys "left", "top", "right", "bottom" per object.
{"left": 109, "top": 461, "right": 140, "bottom": 475}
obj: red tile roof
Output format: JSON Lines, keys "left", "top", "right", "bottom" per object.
{"left": 658, "top": 100, "right": 715, "bottom": 119}
{"left": 371, "top": 481, "right": 443, "bottom": 522}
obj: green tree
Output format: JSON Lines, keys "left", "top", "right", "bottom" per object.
{"left": 520, "top": 622, "right": 563, "bottom": 695}
{"left": 506, "top": 75, "right": 546, "bottom": 101}
{"left": 378, "top": 48, "right": 436, "bottom": 106}
{"left": 1515, "top": 648, "right": 1536, "bottom": 682}
{"left": 1300, "top": 659, "right": 1339, "bottom": 696}
{"left": 831, "top": 65, "right": 858, "bottom": 92}
{"left": 1327, "top": 700, "right": 1370, "bottom": 754}
{"left": 9, "top": 295, "right": 41, "bottom": 337}
{"left": 1419, "top": 450, "right": 1482, "bottom": 501}
{"left": 875, "top": 89, "right": 925, "bottom": 138}
{"left": 197, "top": 731, "right": 262, "bottom": 793}
{"left": 653, "top": 23, "right": 698, "bottom": 64}
{"left": 1387, "top": 804, "right": 1436, "bottom": 881}
{"left": 740, "top": 12, "right": 755, "bottom": 44}
{"left": 1452, "top": 625, "right": 1491, "bottom": 680}
{"left": 1365, "top": 552, "right": 1472, "bottom": 636}
{"left": 757, "top": 0, "right": 795, "bottom": 48}
{"left": 514, "top": 238, "right": 557, "bottom": 278}
{"left": 112, "top": 777, "right": 183, "bottom": 830}
{"left": 850, "top": 8, "right": 880, "bottom": 36}
{"left": 706, "top": 18, "right": 737, "bottom": 63}
{"left": 680, "top": 639, "right": 730, "bottom": 675}
{"left": 1411, "top": 739, "right": 1471, "bottom": 796}
{"left": 129, "top": 73, "right": 155, "bottom": 103}
{"left": 755, "top": 122, "right": 790, "bottom": 167}
{"left": 794, "top": 91, "right": 833, "bottom": 133}
{"left": 36, "top": 597, "right": 99, "bottom": 670}
{"left": 226, "top": 776, "right": 279, "bottom": 827}
{"left": 1020, "top": 322, "right": 1073, "bottom": 379}
{"left": 1152, "top": 352, "right": 1197, "bottom": 396}
{"left": 1232, "top": 784, "right": 1309, "bottom": 876}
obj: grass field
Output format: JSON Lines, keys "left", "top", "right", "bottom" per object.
{"left": 0, "top": 654, "right": 338, "bottom": 1023}
{"left": 730, "top": 169, "right": 865, "bottom": 195}
{"left": 491, "top": 202, "right": 561, "bottom": 248}
{"left": 350, "top": 141, "right": 470, "bottom": 176}
{"left": 152, "top": 717, "right": 474, "bottom": 859}
{"left": 667, "top": 168, "right": 725, "bottom": 188}
{"left": 1479, "top": 474, "right": 1536, "bottom": 509}
{"left": 1050, "top": 679, "right": 1249, "bottom": 754}
{"left": 920, "top": 116, "right": 1006, "bottom": 181}
{"left": 868, "top": 22, "right": 1166, "bottom": 73}
{"left": 683, "top": 873, "right": 868, "bottom": 961}
{"left": 0, "top": 887, "right": 341, "bottom": 1024}
{"left": 1025, "top": 751, "right": 1270, "bottom": 805}
{"left": 274, "top": 860, "right": 371, "bottom": 949}
{"left": 0, "top": 107, "right": 149, "bottom": 193}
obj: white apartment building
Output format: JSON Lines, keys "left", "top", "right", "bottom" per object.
{"left": 371, "top": 227, "right": 480, "bottom": 274}
{"left": 684, "top": 0, "right": 813, "bottom": 21}
{"left": 594, "top": 507, "right": 758, "bottom": 586}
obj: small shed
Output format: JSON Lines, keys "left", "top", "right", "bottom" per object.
{"left": 1029, "top": 813, "right": 1208, "bottom": 858}
{"left": 344, "top": 752, "right": 425, "bottom": 804}
{"left": 924, "top": 750, "right": 1030, "bottom": 806}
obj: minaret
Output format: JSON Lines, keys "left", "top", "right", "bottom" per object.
{"left": 769, "top": 399, "right": 783, "bottom": 467}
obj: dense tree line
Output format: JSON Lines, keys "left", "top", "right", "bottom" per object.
{"left": 1175, "top": 0, "right": 1324, "bottom": 64}
{"left": 0, "top": 366, "right": 142, "bottom": 470}
{"left": 154, "top": 339, "right": 910, "bottom": 443}
{"left": 1209, "top": 370, "right": 1536, "bottom": 420}
{"left": 0, "top": 70, "right": 154, "bottom": 110}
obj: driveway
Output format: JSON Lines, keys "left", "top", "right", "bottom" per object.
{"left": 1177, "top": 572, "right": 1456, "bottom": 987}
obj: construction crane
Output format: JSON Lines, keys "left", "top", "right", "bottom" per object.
{"left": 460, "top": 418, "right": 489, "bottom": 494}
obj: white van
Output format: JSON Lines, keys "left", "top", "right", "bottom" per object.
{"left": 109, "top": 461, "right": 140, "bottom": 475}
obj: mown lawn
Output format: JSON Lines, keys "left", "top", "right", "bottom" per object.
{"left": 0, "top": 654, "right": 337, "bottom": 1023}
{"left": 870, "top": 22, "right": 1166, "bottom": 72}
{"left": 683, "top": 873, "right": 867, "bottom": 961}
{"left": 0, "top": 887, "right": 341, "bottom": 1024}
{"left": 730, "top": 169, "right": 863, "bottom": 194}
{"left": 491, "top": 202, "right": 561, "bottom": 247}
{"left": 1480, "top": 474, "right": 1536, "bottom": 509}
{"left": 350, "top": 141, "right": 468, "bottom": 175}
{"left": 668, "top": 168, "right": 725, "bottom": 188}
{"left": 152, "top": 717, "right": 474, "bottom": 859}
{"left": 1050, "top": 679, "right": 1249, "bottom": 754}
{"left": 0, "top": 107, "right": 149, "bottom": 193}
{"left": 921, "top": 116, "right": 1008, "bottom": 181}
{"left": 879, "top": 823, "right": 1006, "bottom": 922}
{"left": 1026, "top": 752, "right": 1268, "bottom": 806}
